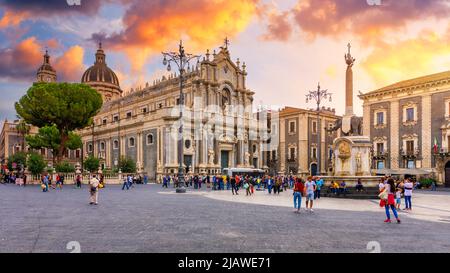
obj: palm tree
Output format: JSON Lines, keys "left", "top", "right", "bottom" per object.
{"left": 16, "top": 119, "right": 30, "bottom": 152}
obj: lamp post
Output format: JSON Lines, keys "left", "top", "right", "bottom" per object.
{"left": 306, "top": 83, "right": 332, "bottom": 176}
{"left": 162, "top": 40, "right": 200, "bottom": 193}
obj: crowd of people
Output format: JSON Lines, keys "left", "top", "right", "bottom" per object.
{"left": 1, "top": 171, "right": 27, "bottom": 186}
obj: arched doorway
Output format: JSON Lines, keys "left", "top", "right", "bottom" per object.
{"left": 310, "top": 163, "right": 318, "bottom": 176}
{"left": 445, "top": 161, "right": 450, "bottom": 187}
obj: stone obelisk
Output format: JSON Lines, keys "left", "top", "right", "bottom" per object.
{"left": 345, "top": 43, "right": 355, "bottom": 115}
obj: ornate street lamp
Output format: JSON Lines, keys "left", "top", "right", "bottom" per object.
{"left": 162, "top": 40, "right": 201, "bottom": 193}
{"left": 305, "top": 83, "right": 332, "bottom": 176}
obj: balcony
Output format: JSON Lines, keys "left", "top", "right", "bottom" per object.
{"left": 372, "top": 150, "right": 389, "bottom": 159}
{"left": 400, "top": 148, "right": 419, "bottom": 158}
{"left": 287, "top": 157, "right": 297, "bottom": 163}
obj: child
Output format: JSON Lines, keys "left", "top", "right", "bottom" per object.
{"left": 395, "top": 188, "right": 402, "bottom": 210}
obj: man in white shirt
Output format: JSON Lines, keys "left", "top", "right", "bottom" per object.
{"left": 89, "top": 175, "right": 100, "bottom": 205}
{"left": 403, "top": 178, "right": 413, "bottom": 210}
{"left": 305, "top": 177, "right": 316, "bottom": 212}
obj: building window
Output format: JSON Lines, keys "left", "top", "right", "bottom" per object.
{"left": 158, "top": 103, "right": 163, "bottom": 109}
{"left": 289, "top": 121, "right": 296, "bottom": 134}
{"left": 406, "top": 140, "right": 414, "bottom": 154}
{"left": 252, "top": 144, "right": 257, "bottom": 153}
{"left": 142, "top": 107, "right": 148, "bottom": 114}
{"left": 272, "top": 150, "right": 277, "bottom": 160}
{"left": 113, "top": 140, "right": 119, "bottom": 149}
{"left": 100, "top": 141, "right": 105, "bottom": 151}
{"left": 126, "top": 111, "right": 132, "bottom": 119}
{"left": 377, "top": 161, "right": 385, "bottom": 169}
{"left": 289, "top": 147, "right": 296, "bottom": 160}
{"left": 41, "top": 148, "right": 46, "bottom": 156}
{"left": 147, "top": 134, "right": 154, "bottom": 145}
{"left": 102, "top": 118, "right": 107, "bottom": 125}
{"left": 76, "top": 149, "right": 81, "bottom": 158}
{"left": 406, "top": 108, "right": 414, "bottom": 122}
{"left": 407, "top": 160, "right": 415, "bottom": 169}
{"left": 312, "top": 121, "right": 317, "bottom": 134}
{"left": 113, "top": 115, "right": 119, "bottom": 122}
{"left": 311, "top": 147, "right": 317, "bottom": 159}
{"left": 88, "top": 144, "right": 93, "bottom": 153}
{"left": 376, "top": 112, "right": 384, "bottom": 125}
{"left": 129, "top": 137, "right": 135, "bottom": 147}
{"left": 376, "top": 143, "right": 384, "bottom": 153}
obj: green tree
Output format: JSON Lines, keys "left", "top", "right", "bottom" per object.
{"left": 7, "top": 152, "right": 27, "bottom": 171}
{"left": 27, "top": 152, "right": 46, "bottom": 176}
{"left": 84, "top": 156, "right": 100, "bottom": 173}
{"left": 55, "top": 161, "right": 75, "bottom": 173}
{"left": 25, "top": 125, "right": 82, "bottom": 164}
{"left": 15, "top": 82, "right": 102, "bottom": 161}
{"left": 15, "top": 119, "right": 30, "bottom": 151}
{"left": 119, "top": 156, "right": 136, "bottom": 173}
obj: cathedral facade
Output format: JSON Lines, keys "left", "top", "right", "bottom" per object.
{"left": 74, "top": 42, "right": 264, "bottom": 180}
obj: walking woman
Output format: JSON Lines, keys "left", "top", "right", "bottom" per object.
{"left": 380, "top": 178, "right": 401, "bottom": 224}
{"left": 293, "top": 178, "right": 304, "bottom": 213}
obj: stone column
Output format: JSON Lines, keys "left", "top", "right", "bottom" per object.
{"left": 390, "top": 100, "right": 400, "bottom": 169}
{"left": 422, "top": 94, "right": 432, "bottom": 168}
{"left": 363, "top": 102, "right": 371, "bottom": 137}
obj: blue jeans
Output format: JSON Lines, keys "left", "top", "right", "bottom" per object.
{"left": 405, "top": 196, "right": 412, "bottom": 209}
{"left": 268, "top": 185, "right": 272, "bottom": 194}
{"left": 122, "top": 181, "right": 129, "bottom": 190}
{"left": 293, "top": 192, "right": 302, "bottom": 209}
{"left": 385, "top": 204, "right": 398, "bottom": 219}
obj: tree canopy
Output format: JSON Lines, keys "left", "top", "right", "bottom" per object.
{"left": 119, "top": 156, "right": 136, "bottom": 173}
{"left": 15, "top": 82, "right": 102, "bottom": 160}
{"left": 7, "top": 152, "right": 27, "bottom": 171}
{"left": 84, "top": 156, "right": 100, "bottom": 173}
{"left": 27, "top": 152, "right": 46, "bottom": 176}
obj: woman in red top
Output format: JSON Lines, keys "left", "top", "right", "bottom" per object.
{"left": 293, "top": 178, "right": 304, "bottom": 213}
{"left": 380, "top": 178, "right": 401, "bottom": 224}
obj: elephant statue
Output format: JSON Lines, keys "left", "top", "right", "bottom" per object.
{"left": 326, "top": 116, "right": 363, "bottom": 136}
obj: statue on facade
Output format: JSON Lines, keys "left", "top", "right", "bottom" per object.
{"left": 244, "top": 152, "right": 251, "bottom": 166}
{"left": 208, "top": 149, "right": 215, "bottom": 165}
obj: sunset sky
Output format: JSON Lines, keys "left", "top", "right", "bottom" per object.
{"left": 1, "top": 0, "right": 450, "bottom": 126}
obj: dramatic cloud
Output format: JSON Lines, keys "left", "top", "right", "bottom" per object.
{"left": 291, "top": 0, "right": 450, "bottom": 41}
{"left": 53, "top": 45, "right": 85, "bottom": 82}
{"left": 0, "top": 37, "right": 85, "bottom": 82}
{"left": 261, "top": 10, "right": 292, "bottom": 41}
{"left": 0, "top": 36, "right": 42, "bottom": 81}
{"left": 361, "top": 26, "right": 450, "bottom": 87}
{"left": 94, "top": 0, "right": 258, "bottom": 71}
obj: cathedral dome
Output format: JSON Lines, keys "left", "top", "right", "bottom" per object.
{"left": 81, "top": 43, "right": 120, "bottom": 86}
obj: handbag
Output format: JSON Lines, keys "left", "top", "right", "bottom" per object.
{"left": 378, "top": 190, "right": 388, "bottom": 200}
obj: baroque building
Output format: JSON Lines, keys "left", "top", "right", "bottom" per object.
{"left": 275, "top": 106, "right": 340, "bottom": 176}
{"left": 78, "top": 42, "right": 262, "bottom": 181}
{"left": 359, "top": 70, "right": 450, "bottom": 186}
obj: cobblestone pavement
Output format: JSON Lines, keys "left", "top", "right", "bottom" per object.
{"left": 1, "top": 184, "right": 450, "bottom": 253}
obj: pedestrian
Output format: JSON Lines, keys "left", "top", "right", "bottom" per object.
{"left": 305, "top": 177, "right": 316, "bottom": 212}
{"left": 244, "top": 180, "right": 251, "bottom": 196}
{"left": 404, "top": 178, "right": 413, "bottom": 211}
{"left": 378, "top": 178, "right": 385, "bottom": 193}
{"left": 122, "top": 176, "right": 130, "bottom": 190}
{"left": 89, "top": 174, "right": 100, "bottom": 205}
{"left": 56, "top": 173, "right": 63, "bottom": 190}
{"left": 76, "top": 174, "right": 82, "bottom": 189}
{"left": 380, "top": 178, "right": 401, "bottom": 223}
{"left": 231, "top": 175, "right": 238, "bottom": 195}
{"left": 395, "top": 187, "right": 402, "bottom": 210}
{"left": 267, "top": 176, "right": 273, "bottom": 194}
{"left": 355, "top": 178, "right": 364, "bottom": 192}
{"left": 315, "top": 176, "right": 323, "bottom": 199}
{"left": 431, "top": 180, "right": 437, "bottom": 191}
{"left": 293, "top": 178, "right": 304, "bottom": 213}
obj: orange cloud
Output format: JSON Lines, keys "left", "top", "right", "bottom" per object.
{"left": 361, "top": 27, "right": 450, "bottom": 87}
{"left": 0, "top": 10, "right": 28, "bottom": 28}
{"left": 0, "top": 36, "right": 42, "bottom": 80}
{"left": 53, "top": 45, "right": 85, "bottom": 82}
{"left": 96, "top": 0, "right": 258, "bottom": 71}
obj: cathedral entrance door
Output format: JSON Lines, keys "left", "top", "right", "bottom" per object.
{"left": 184, "top": 155, "right": 193, "bottom": 174}
{"left": 445, "top": 161, "right": 450, "bottom": 187}
{"left": 221, "top": 151, "right": 229, "bottom": 171}
{"left": 311, "top": 163, "right": 318, "bottom": 176}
